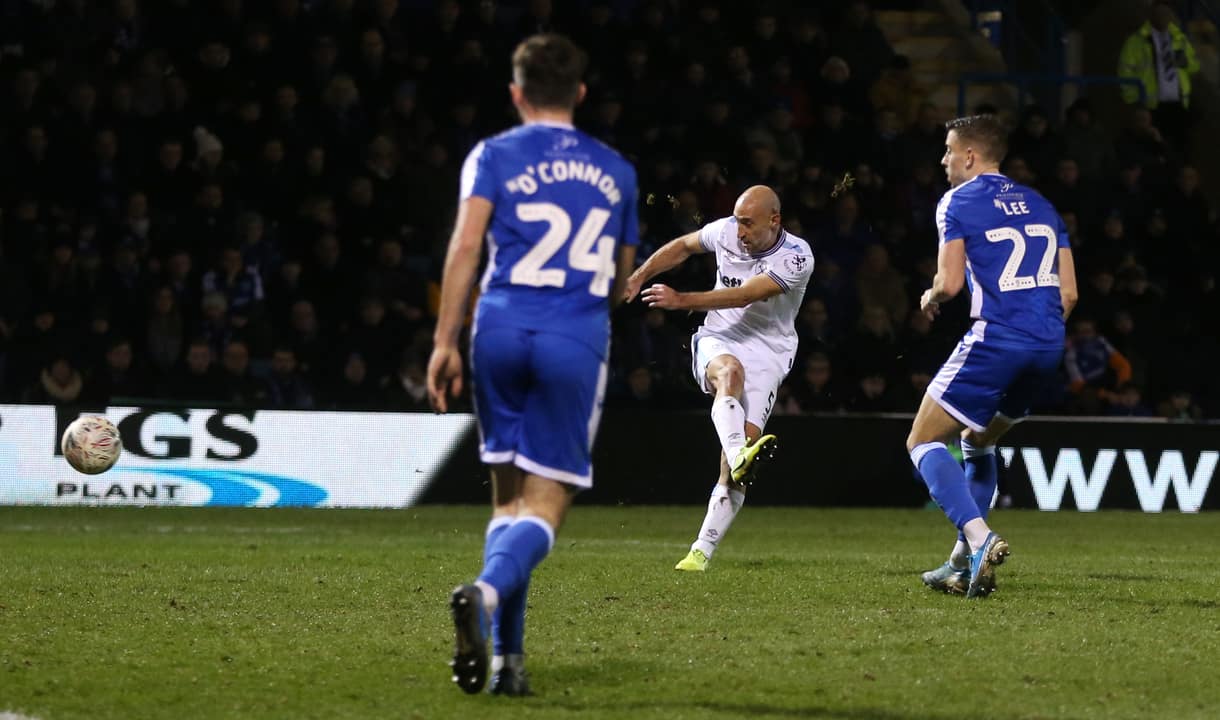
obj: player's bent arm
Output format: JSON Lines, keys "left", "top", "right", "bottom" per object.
{"left": 668, "top": 273, "right": 784, "bottom": 311}
{"left": 625, "top": 232, "right": 704, "bottom": 289}
{"left": 927, "top": 238, "right": 966, "bottom": 303}
{"left": 611, "top": 244, "right": 638, "bottom": 308}
{"left": 1058, "top": 247, "right": 1079, "bottom": 320}
{"left": 433, "top": 197, "right": 493, "bottom": 348}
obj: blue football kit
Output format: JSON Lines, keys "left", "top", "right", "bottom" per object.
{"left": 460, "top": 121, "right": 639, "bottom": 487}
{"left": 928, "top": 172, "right": 1070, "bottom": 431}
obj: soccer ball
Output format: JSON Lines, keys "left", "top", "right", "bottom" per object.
{"left": 62, "top": 416, "right": 123, "bottom": 475}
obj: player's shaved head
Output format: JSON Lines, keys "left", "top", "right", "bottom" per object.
{"left": 945, "top": 115, "right": 1008, "bottom": 165}
{"left": 733, "top": 185, "right": 782, "bottom": 254}
{"left": 736, "top": 185, "right": 781, "bottom": 216}
{"left": 512, "top": 34, "right": 587, "bottom": 109}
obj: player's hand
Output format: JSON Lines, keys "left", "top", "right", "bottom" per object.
{"left": 426, "top": 345, "right": 464, "bottom": 413}
{"left": 920, "top": 289, "right": 941, "bottom": 319}
{"left": 641, "top": 283, "right": 683, "bottom": 309}
{"left": 621, "top": 271, "right": 646, "bottom": 303}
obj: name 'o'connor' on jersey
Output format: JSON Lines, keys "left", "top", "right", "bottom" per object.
{"left": 936, "top": 172, "right": 1070, "bottom": 349}
{"left": 460, "top": 121, "right": 640, "bottom": 356}
{"left": 697, "top": 216, "right": 814, "bottom": 357}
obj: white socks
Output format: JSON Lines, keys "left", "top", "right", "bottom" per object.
{"left": 949, "top": 539, "right": 970, "bottom": 570}
{"left": 710, "top": 395, "right": 747, "bottom": 461}
{"left": 692, "top": 483, "right": 746, "bottom": 557}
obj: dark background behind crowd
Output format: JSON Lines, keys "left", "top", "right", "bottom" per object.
{"left": 0, "top": 0, "right": 1216, "bottom": 421}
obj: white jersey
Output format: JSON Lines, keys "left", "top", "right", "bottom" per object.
{"left": 696, "top": 217, "right": 814, "bottom": 356}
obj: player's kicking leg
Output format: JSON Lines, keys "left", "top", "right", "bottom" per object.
{"left": 675, "top": 354, "right": 776, "bottom": 572}
{"left": 907, "top": 394, "right": 1009, "bottom": 598}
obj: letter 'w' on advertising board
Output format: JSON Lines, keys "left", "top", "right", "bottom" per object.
{"left": 0, "top": 405, "right": 475, "bottom": 508}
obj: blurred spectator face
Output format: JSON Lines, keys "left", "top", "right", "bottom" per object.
{"left": 34, "top": 310, "right": 55, "bottom": 331}
{"left": 726, "top": 46, "right": 750, "bottom": 74}
{"left": 1151, "top": 3, "right": 1173, "bottom": 30}
{"left": 748, "top": 144, "right": 775, "bottom": 174}
{"left": 262, "top": 139, "right": 285, "bottom": 165}
{"left": 164, "top": 75, "right": 189, "bottom": 109}
{"left": 706, "top": 99, "right": 729, "bottom": 124}
{"left": 344, "top": 354, "right": 367, "bottom": 383}
{"left": 197, "top": 184, "right": 223, "bottom": 210}
{"left": 167, "top": 251, "right": 192, "bottom": 281}
{"left": 279, "top": 259, "right": 302, "bottom": 287}
{"left": 291, "top": 300, "right": 317, "bottom": 332}
{"left": 1102, "top": 214, "right": 1124, "bottom": 240}
{"left": 907, "top": 308, "right": 931, "bottom": 335}
{"left": 846, "top": 1, "right": 871, "bottom": 27}
{"left": 627, "top": 367, "right": 653, "bottom": 398}
{"left": 1178, "top": 166, "right": 1200, "bottom": 194}
{"left": 272, "top": 349, "right": 297, "bottom": 376}
{"left": 187, "top": 344, "right": 212, "bottom": 373}
{"left": 820, "top": 57, "right": 850, "bottom": 84}
{"left": 238, "top": 99, "right": 261, "bottom": 123}
{"left": 94, "top": 130, "right": 119, "bottom": 162}
{"left": 50, "top": 358, "right": 75, "bottom": 385}
{"left": 348, "top": 177, "right": 374, "bottom": 206}
{"left": 908, "top": 371, "right": 932, "bottom": 394}
{"left": 245, "top": 28, "right": 271, "bottom": 55}
{"left": 313, "top": 36, "right": 339, "bottom": 70}
{"left": 361, "top": 29, "right": 385, "bottom": 64}
{"left": 25, "top": 125, "right": 48, "bottom": 156}
{"left": 153, "top": 287, "right": 176, "bottom": 315}
{"left": 1056, "top": 159, "right": 1079, "bottom": 185}
{"left": 697, "top": 3, "right": 720, "bottom": 23}
{"left": 1061, "top": 211, "right": 1079, "bottom": 238}
{"left": 241, "top": 213, "right": 265, "bottom": 244}
{"left": 1119, "top": 164, "right": 1141, "bottom": 188}
{"left": 1023, "top": 112, "right": 1048, "bottom": 138}
{"left": 221, "top": 247, "right": 243, "bottom": 275}
{"left": 325, "top": 75, "right": 360, "bottom": 110}
{"left": 768, "top": 105, "right": 793, "bottom": 131}
{"left": 597, "top": 97, "right": 623, "bottom": 125}
{"left": 127, "top": 191, "right": 148, "bottom": 219}
{"left": 200, "top": 42, "right": 232, "bottom": 70}
{"left": 876, "top": 109, "right": 900, "bottom": 138}
{"left": 528, "top": 0, "right": 551, "bottom": 20}
{"left": 1004, "top": 156, "right": 1034, "bottom": 185}
{"left": 1113, "top": 310, "right": 1135, "bottom": 335}
{"left": 51, "top": 242, "right": 74, "bottom": 266}
{"left": 1147, "top": 212, "right": 1167, "bottom": 238}
{"left": 835, "top": 194, "right": 860, "bottom": 225}
{"left": 1072, "top": 319, "right": 1097, "bottom": 339}
{"left": 222, "top": 342, "right": 250, "bottom": 375}
{"left": 158, "top": 140, "right": 183, "bottom": 170}
{"left": 800, "top": 298, "right": 829, "bottom": 330}
{"left": 360, "top": 298, "right": 386, "bottom": 326}
{"left": 479, "top": 0, "right": 498, "bottom": 22}
{"left": 805, "top": 354, "right": 831, "bottom": 387}
{"left": 315, "top": 234, "right": 341, "bottom": 267}
{"left": 755, "top": 14, "right": 777, "bottom": 40}
{"left": 70, "top": 82, "right": 97, "bottom": 115}
{"left": 625, "top": 46, "right": 648, "bottom": 73}
{"left": 860, "top": 374, "right": 886, "bottom": 399}
{"left": 107, "top": 342, "right": 133, "bottom": 372}
{"left": 14, "top": 69, "right": 39, "bottom": 103}
{"left": 275, "top": 85, "right": 298, "bottom": 113}
{"left": 1130, "top": 107, "right": 1154, "bottom": 132}
{"left": 861, "top": 306, "right": 891, "bottom": 337}
{"left": 451, "top": 102, "right": 476, "bottom": 128}
{"left": 202, "top": 292, "right": 228, "bottom": 322}
{"left": 862, "top": 244, "right": 889, "bottom": 273}
{"left": 685, "top": 62, "right": 705, "bottom": 86}
{"left": 693, "top": 160, "right": 721, "bottom": 185}
{"left": 1116, "top": 384, "right": 1142, "bottom": 408}
{"left": 377, "top": 238, "right": 402, "bottom": 267}
{"left": 1090, "top": 269, "right": 1114, "bottom": 294}
{"left": 822, "top": 103, "right": 845, "bottom": 130}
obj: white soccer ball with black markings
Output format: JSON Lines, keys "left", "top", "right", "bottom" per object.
{"left": 61, "top": 416, "right": 123, "bottom": 475}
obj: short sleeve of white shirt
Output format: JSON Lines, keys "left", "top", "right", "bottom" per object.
{"left": 698, "top": 217, "right": 732, "bottom": 253}
{"left": 768, "top": 246, "right": 814, "bottom": 293}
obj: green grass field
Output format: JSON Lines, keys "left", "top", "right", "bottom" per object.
{"left": 1, "top": 506, "right": 1218, "bottom": 720}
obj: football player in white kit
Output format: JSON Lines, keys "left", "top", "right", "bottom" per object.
{"left": 622, "top": 185, "right": 814, "bottom": 571}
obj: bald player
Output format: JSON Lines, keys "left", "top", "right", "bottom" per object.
{"left": 622, "top": 185, "right": 814, "bottom": 571}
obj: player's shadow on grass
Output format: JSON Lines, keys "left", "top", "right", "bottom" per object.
{"left": 552, "top": 698, "right": 1049, "bottom": 720}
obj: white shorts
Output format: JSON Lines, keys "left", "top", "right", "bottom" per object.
{"left": 691, "top": 332, "right": 794, "bottom": 430}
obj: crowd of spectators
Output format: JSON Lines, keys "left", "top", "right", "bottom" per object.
{"left": 0, "top": 0, "right": 1217, "bottom": 421}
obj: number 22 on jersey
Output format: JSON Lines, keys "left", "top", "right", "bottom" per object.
{"left": 985, "top": 223, "right": 1059, "bottom": 292}
{"left": 510, "top": 202, "right": 617, "bottom": 297}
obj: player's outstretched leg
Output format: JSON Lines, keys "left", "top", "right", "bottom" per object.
{"left": 966, "top": 532, "right": 1010, "bottom": 599}
{"left": 449, "top": 584, "right": 490, "bottom": 694}
{"left": 730, "top": 434, "right": 777, "bottom": 484}
{"left": 921, "top": 562, "right": 970, "bottom": 594}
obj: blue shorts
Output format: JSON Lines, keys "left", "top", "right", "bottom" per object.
{"left": 928, "top": 331, "right": 1062, "bottom": 432}
{"left": 471, "top": 327, "right": 607, "bottom": 488}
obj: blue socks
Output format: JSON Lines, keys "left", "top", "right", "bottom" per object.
{"left": 478, "top": 516, "right": 555, "bottom": 657}
{"left": 483, "top": 517, "right": 512, "bottom": 653}
{"left": 911, "top": 441, "right": 983, "bottom": 530}
{"left": 962, "top": 439, "right": 997, "bottom": 522}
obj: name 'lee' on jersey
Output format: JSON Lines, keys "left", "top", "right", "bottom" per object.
{"left": 937, "top": 173, "right": 1071, "bottom": 348}
{"left": 461, "top": 122, "right": 639, "bottom": 355}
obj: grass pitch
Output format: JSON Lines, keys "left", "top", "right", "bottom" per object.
{"left": 1, "top": 506, "right": 1218, "bottom": 720}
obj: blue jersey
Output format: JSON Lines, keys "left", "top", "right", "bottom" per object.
{"left": 936, "top": 173, "right": 1069, "bottom": 349}
{"left": 461, "top": 122, "right": 639, "bottom": 357}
